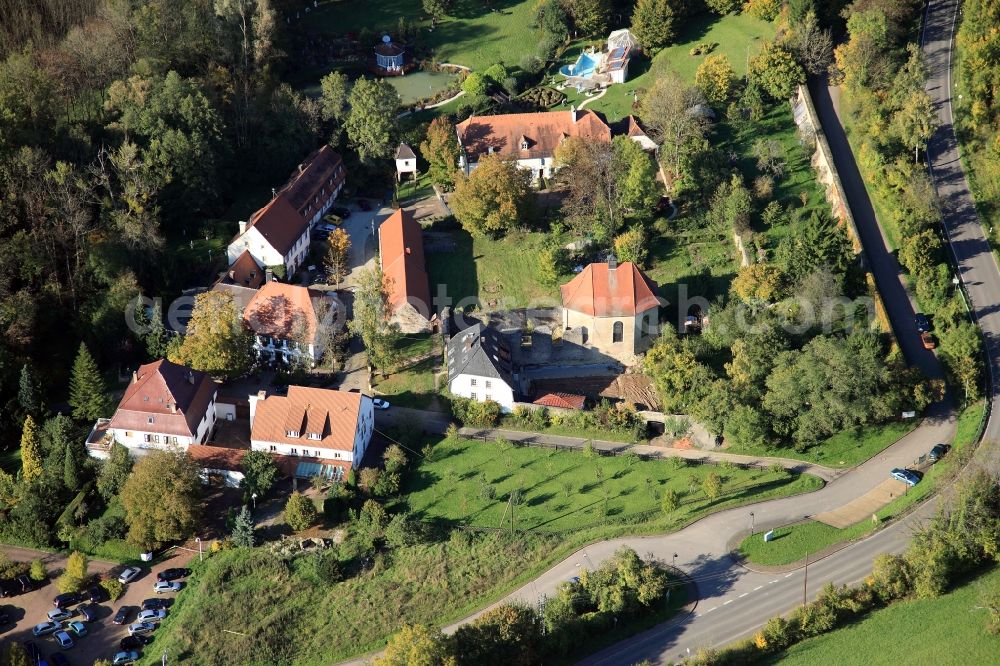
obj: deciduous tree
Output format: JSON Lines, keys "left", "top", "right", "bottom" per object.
{"left": 319, "top": 71, "right": 350, "bottom": 144}
{"left": 631, "top": 0, "right": 676, "bottom": 52}
{"left": 614, "top": 227, "right": 648, "bottom": 267}
{"left": 97, "top": 440, "right": 133, "bottom": 500}
{"left": 568, "top": 0, "right": 610, "bottom": 36}
{"left": 695, "top": 54, "right": 736, "bottom": 107}
{"left": 56, "top": 551, "right": 88, "bottom": 593}
{"left": 376, "top": 624, "right": 454, "bottom": 666}
{"left": 345, "top": 77, "right": 401, "bottom": 165}
{"left": 422, "top": 0, "right": 454, "bottom": 24}
{"left": 349, "top": 264, "right": 402, "bottom": 373}
{"left": 451, "top": 154, "right": 532, "bottom": 237}
{"left": 324, "top": 228, "right": 352, "bottom": 287}
{"left": 240, "top": 449, "right": 279, "bottom": 499}
{"left": 894, "top": 90, "right": 937, "bottom": 163}
{"left": 121, "top": 448, "right": 201, "bottom": 550}
{"left": 170, "top": 290, "right": 254, "bottom": 378}
{"left": 640, "top": 72, "right": 710, "bottom": 182}
{"left": 749, "top": 41, "right": 805, "bottom": 100}
{"left": 421, "top": 116, "right": 460, "bottom": 188}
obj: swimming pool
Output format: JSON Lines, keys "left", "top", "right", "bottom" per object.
{"left": 559, "top": 51, "right": 600, "bottom": 78}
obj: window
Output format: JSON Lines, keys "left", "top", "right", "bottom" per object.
{"left": 486, "top": 394, "right": 492, "bottom": 402}
{"left": 485, "top": 381, "right": 492, "bottom": 389}
{"left": 334, "top": 452, "right": 342, "bottom": 459}
{"left": 291, "top": 448, "right": 298, "bottom": 455}
{"left": 147, "top": 416, "right": 155, "bottom": 424}
{"left": 269, "top": 445, "right": 277, "bottom": 452}
{"left": 302, "top": 449, "right": 310, "bottom": 457}
{"left": 520, "top": 140, "right": 528, "bottom": 150}
{"left": 125, "top": 431, "right": 133, "bottom": 438}
{"left": 581, "top": 326, "right": 589, "bottom": 344}
{"left": 307, "top": 432, "right": 321, "bottom": 440}
{"left": 470, "top": 378, "right": 477, "bottom": 386}
{"left": 470, "top": 392, "right": 477, "bottom": 401}
{"left": 613, "top": 321, "right": 624, "bottom": 343}
{"left": 286, "top": 429, "right": 300, "bottom": 438}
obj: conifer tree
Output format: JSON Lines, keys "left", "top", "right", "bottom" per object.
{"left": 20, "top": 415, "right": 42, "bottom": 483}
{"left": 69, "top": 343, "right": 110, "bottom": 422}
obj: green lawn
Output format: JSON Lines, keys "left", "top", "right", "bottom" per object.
{"left": 373, "top": 357, "right": 443, "bottom": 410}
{"left": 405, "top": 436, "right": 822, "bottom": 534}
{"left": 738, "top": 401, "right": 985, "bottom": 566}
{"left": 426, "top": 228, "right": 571, "bottom": 311}
{"left": 725, "top": 421, "right": 917, "bottom": 469}
{"left": 495, "top": 418, "right": 640, "bottom": 444}
{"left": 310, "top": 0, "right": 542, "bottom": 71}
{"left": 771, "top": 566, "right": 1000, "bottom": 665}
{"left": 393, "top": 331, "right": 439, "bottom": 360}
{"left": 565, "top": 12, "right": 775, "bottom": 122}
{"left": 396, "top": 171, "right": 436, "bottom": 204}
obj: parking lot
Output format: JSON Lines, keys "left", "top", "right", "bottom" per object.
{"left": 1, "top": 546, "right": 195, "bottom": 665}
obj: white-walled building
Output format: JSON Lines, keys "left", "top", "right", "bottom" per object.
{"left": 86, "top": 360, "right": 217, "bottom": 459}
{"left": 456, "top": 108, "right": 612, "bottom": 182}
{"left": 446, "top": 324, "right": 516, "bottom": 412}
{"left": 226, "top": 194, "right": 311, "bottom": 278}
{"left": 242, "top": 281, "right": 337, "bottom": 366}
{"left": 248, "top": 386, "right": 374, "bottom": 478}
{"left": 395, "top": 143, "right": 418, "bottom": 182}
{"left": 279, "top": 145, "right": 347, "bottom": 228}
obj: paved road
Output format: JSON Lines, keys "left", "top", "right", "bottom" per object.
{"left": 0, "top": 546, "right": 195, "bottom": 665}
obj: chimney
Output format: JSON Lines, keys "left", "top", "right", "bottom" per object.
{"left": 405, "top": 247, "right": 411, "bottom": 255}
{"left": 169, "top": 403, "right": 177, "bottom": 414}
{"left": 571, "top": 105, "right": 577, "bottom": 123}
{"left": 188, "top": 370, "right": 195, "bottom": 385}
{"left": 132, "top": 370, "right": 138, "bottom": 383}
{"left": 608, "top": 252, "right": 618, "bottom": 270}
{"left": 229, "top": 270, "right": 236, "bottom": 281}
{"left": 238, "top": 220, "right": 247, "bottom": 235}
{"left": 266, "top": 268, "right": 274, "bottom": 283}
{"left": 271, "top": 187, "right": 277, "bottom": 199}
{"left": 298, "top": 163, "right": 304, "bottom": 173}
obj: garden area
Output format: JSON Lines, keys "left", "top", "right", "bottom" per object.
{"left": 737, "top": 401, "right": 985, "bottom": 567}
{"left": 403, "top": 435, "right": 823, "bottom": 534}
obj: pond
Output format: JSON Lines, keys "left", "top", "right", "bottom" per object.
{"left": 386, "top": 69, "right": 456, "bottom": 105}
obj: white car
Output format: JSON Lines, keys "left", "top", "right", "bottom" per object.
{"left": 372, "top": 398, "right": 391, "bottom": 410}
{"left": 137, "top": 608, "right": 167, "bottom": 623}
{"left": 153, "top": 581, "right": 181, "bottom": 594}
{"left": 113, "top": 651, "right": 139, "bottom": 665}
{"left": 47, "top": 608, "right": 73, "bottom": 622}
{"left": 54, "top": 630, "right": 74, "bottom": 648}
{"left": 127, "top": 621, "right": 155, "bottom": 636}
{"left": 118, "top": 566, "right": 142, "bottom": 584}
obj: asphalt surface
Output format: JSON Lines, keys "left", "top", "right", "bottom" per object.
{"left": 0, "top": 547, "right": 195, "bottom": 665}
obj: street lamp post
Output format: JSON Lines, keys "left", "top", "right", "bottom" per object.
{"left": 749, "top": 511, "right": 755, "bottom": 536}
{"left": 672, "top": 553, "right": 677, "bottom": 568}
{"left": 251, "top": 492, "right": 258, "bottom": 511}
{"left": 195, "top": 537, "right": 203, "bottom": 562}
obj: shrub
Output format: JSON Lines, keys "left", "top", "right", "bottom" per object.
{"left": 372, "top": 471, "right": 401, "bottom": 497}
{"left": 56, "top": 551, "right": 88, "bottom": 593}
{"left": 660, "top": 489, "right": 680, "bottom": 514}
{"left": 358, "top": 467, "right": 382, "bottom": 493}
{"left": 29, "top": 558, "right": 47, "bottom": 582}
{"left": 284, "top": 493, "right": 319, "bottom": 532}
{"left": 0, "top": 553, "right": 29, "bottom": 579}
{"left": 517, "top": 86, "right": 566, "bottom": 109}
{"left": 100, "top": 577, "right": 125, "bottom": 602}
{"left": 452, "top": 397, "right": 502, "bottom": 427}
{"left": 869, "top": 553, "right": 911, "bottom": 601}
{"left": 520, "top": 54, "right": 544, "bottom": 74}
{"left": 702, "top": 472, "right": 723, "bottom": 500}
{"left": 85, "top": 513, "right": 127, "bottom": 546}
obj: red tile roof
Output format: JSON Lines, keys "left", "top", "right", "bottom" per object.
{"left": 278, "top": 145, "right": 346, "bottom": 219}
{"left": 456, "top": 110, "right": 612, "bottom": 162}
{"left": 560, "top": 262, "right": 659, "bottom": 317}
{"left": 217, "top": 250, "right": 265, "bottom": 289}
{"left": 533, "top": 392, "right": 587, "bottom": 410}
{"left": 379, "top": 209, "right": 431, "bottom": 317}
{"left": 243, "top": 281, "right": 326, "bottom": 343}
{"left": 251, "top": 386, "right": 364, "bottom": 453}
{"left": 245, "top": 194, "right": 308, "bottom": 256}
{"left": 109, "top": 360, "right": 217, "bottom": 437}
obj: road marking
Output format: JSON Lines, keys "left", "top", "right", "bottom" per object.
{"left": 770, "top": 579, "right": 779, "bottom": 584}
{"left": 723, "top": 599, "right": 734, "bottom": 605}
{"left": 753, "top": 586, "right": 763, "bottom": 591}
{"left": 706, "top": 606, "right": 717, "bottom": 613}
{"left": 739, "top": 592, "right": 749, "bottom": 598}
{"left": 785, "top": 573, "right": 794, "bottom": 578}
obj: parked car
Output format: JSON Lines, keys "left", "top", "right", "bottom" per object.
{"left": 77, "top": 604, "right": 97, "bottom": 622}
{"left": 32, "top": 621, "right": 61, "bottom": 636}
{"left": 53, "top": 592, "right": 81, "bottom": 609}
{"left": 890, "top": 468, "right": 920, "bottom": 486}
{"left": 140, "top": 598, "right": 169, "bottom": 611}
{"left": 313, "top": 229, "right": 329, "bottom": 240}
{"left": 15, "top": 575, "right": 33, "bottom": 593}
{"left": 118, "top": 567, "right": 142, "bottom": 584}
{"left": 127, "top": 621, "right": 155, "bottom": 636}
{"left": 921, "top": 331, "right": 936, "bottom": 349}
{"left": 53, "top": 630, "right": 74, "bottom": 649}
{"left": 47, "top": 608, "right": 73, "bottom": 623}
{"left": 915, "top": 312, "right": 931, "bottom": 332}
{"left": 156, "top": 568, "right": 191, "bottom": 583}
{"left": 66, "top": 620, "right": 87, "bottom": 637}
{"left": 331, "top": 206, "right": 351, "bottom": 219}
{"left": 153, "top": 581, "right": 181, "bottom": 594}
{"left": 372, "top": 398, "right": 391, "bottom": 410}
{"left": 929, "top": 444, "right": 948, "bottom": 462}
{"left": 319, "top": 222, "right": 338, "bottom": 232}
{"left": 137, "top": 609, "right": 167, "bottom": 623}
{"left": 112, "top": 651, "right": 140, "bottom": 666}
{"left": 85, "top": 585, "right": 106, "bottom": 603}
{"left": 120, "top": 634, "right": 152, "bottom": 650}
{"left": 0, "top": 580, "right": 16, "bottom": 597}
{"left": 112, "top": 606, "right": 135, "bottom": 625}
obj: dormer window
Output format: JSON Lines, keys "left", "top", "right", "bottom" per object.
{"left": 286, "top": 429, "right": 300, "bottom": 438}
{"left": 307, "top": 432, "right": 321, "bottom": 441}
{"left": 520, "top": 139, "right": 529, "bottom": 150}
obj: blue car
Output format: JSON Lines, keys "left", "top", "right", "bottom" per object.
{"left": 890, "top": 468, "right": 920, "bottom": 486}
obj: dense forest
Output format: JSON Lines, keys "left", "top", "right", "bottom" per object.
{"left": 0, "top": 0, "right": 325, "bottom": 443}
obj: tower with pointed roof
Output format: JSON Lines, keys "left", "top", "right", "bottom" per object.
{"left": 559, "top": 259, "right": 660, "bottom": 363}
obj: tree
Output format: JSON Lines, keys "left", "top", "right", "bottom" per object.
{"left": 894, "top": 90, "right": 937, "bottom": 163}
{"left": 709, "top": 173, "right": 754, "bottom": 236}
{"left": 569, "top": 0, "right": 610, "bottom": 36}
{"left": 631, "top": 0, "right": 676, "bottom": 52}
{"left": 731, "top": 263, "right": 786, "bottom": 302}
{"left": 29, "top": 558, "right": 46, "bottom": 582}
{"left": 421, "top": 116, "right": 460, "bottom": 188}
{"left": 319, "top": 71, "right": 350, "bottom": 144}
{"left": 97, "top": 440, "right": 133, "bottom": 500}
{"left": 705, "top": 0, "right": 742, "bottom": 13}
{"left": 349, "top": 264, "right": 402, "bottom": 373}
{"left": 69, "top": 343, "right": 110, "bottom": 423}
{"left": 383, "top": 444, "right": 408, "bottom": 474}
{"left": 749, "top": 41, "right": 805, "bottom": 100}
{"left": 376, "top": 624, "right": 454, "bottom": 666}
{"left": 231, "top": 506, "right": 256, "bottom": 547}
{"left": 63, "top": 442, "right": 80, "bottom": 492}
{"left": 752, "top": 138, "right": 785, "bottom": 177}
{"left": 5, "top": 642, "right": 30, "bottom": 666}
{"left": 788, "top": 11, "right": 834, "bottom": 76}
{"left": 120, "top": 449, "right": 201, "bottom": 550}
{"left": 870, "top": 553, "right": 911, "bottom": 601}
{"left": 20, "top": 415, "right": 43, "bottom": 483}
{"left": 644, "top": 331, "right": 715, "bottom": 412}
{"left": 346, "top": 77, "right": 400, "bottom": 165}
{"left": 462, "top": 72, "right": 490, "bottom": 98}
{"left": 56, "top": 551, "right": 88, "bottom": 593}
{"left": 240, "top": 449, "right": 279, "bottom": 499}
{"left": 450, "top": 603, "right": 544, "bottom": 666}
{"left": 533, "top": 0, "right": 570, "bottom": 42}
{"left": 702, "top": 472, "right": 723, "bottom": 500}
{"left": 696, "top": 54, "right": 737, "bottom": 107}
{"left": 661, "top": 488, "right": 680, "bottom": 514}
{"left": 640, "top": 72, "right": 710, "bottom": 181}
{"left": 423, "top": 0, "right": 453, "bottom": 24}
{"left": 144, "top": 300, "right": 168, "bottom": 359}
{"left": 284, "top": 492, "right": 318, "bottom": 531}
{"left": 324, "top": 228, "right": 352, "bottom": 287}
{"left": 100, "top": 578, "right": 124, "bottom": 602}
{"left": 18, "top": 363, "right": 43, "bottom": 418}
{"left": 451, "top": 154, "right": 532, "bottom": 237}
{"left": 744, "top": 0, "right": 782, "bottom": 21}
{"left": 614, "top": 227, "right": 648, "bottom": 267}
{"left": 537, "top": 242, "right": 567, "bottom": 286}
{"left": 170, "top": 290, "right": 254, "bottom": 378}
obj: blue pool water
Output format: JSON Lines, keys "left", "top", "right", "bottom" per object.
{"left": 559, "top": 52, "right": 600, "bottom": 78}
